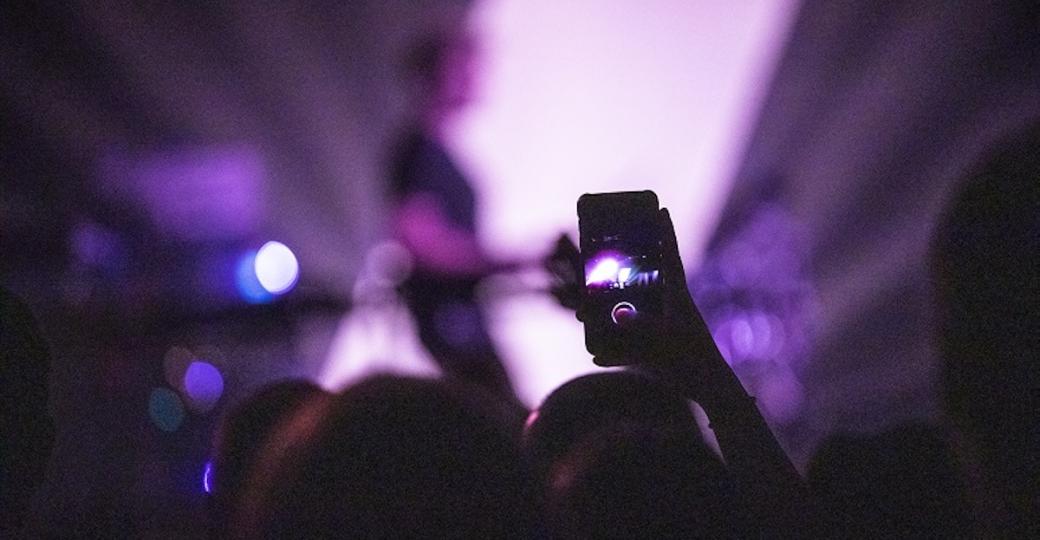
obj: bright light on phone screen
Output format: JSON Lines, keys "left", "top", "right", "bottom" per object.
{"left": 584, "top": 232, "right": 661, "bottom": 291}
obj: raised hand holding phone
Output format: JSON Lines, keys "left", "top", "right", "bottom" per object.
{"left": 575, "top": 193, "right": 808, "bottom": 533}
{"left": 575, "top": 191, "right": 748, "bottom": 400}
{"left": 577, "top": 191, "right": 665, "bottom": 365}
{"left": 642, "top": 207, "right": 753, "bottom": 412}
{"left": 650, "top": 204, "right": 810, "bottom": 533}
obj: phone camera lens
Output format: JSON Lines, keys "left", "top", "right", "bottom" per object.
{"left": 611, "top": 301, "right": 638, "bottom": 326}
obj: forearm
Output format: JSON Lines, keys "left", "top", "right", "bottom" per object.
{"left": 394, "top": 193, "right": 496, "bottom": 278}
{"left": 404, "top": 229, "right": 493, "bottom": 277}
{"left": 700, "top": 387, "right": 811, "bottom": 532}
{"left": 646, "top": 207, "right": 813, "bottom": 531}
{"left": 675, "top": 309, "right": 805, "bottom": 495}
{"left": 703, "top": 396, "right": 802, "bottom": 482}
{"left": 655, "top": 320, "right": 809, "bottom": 531}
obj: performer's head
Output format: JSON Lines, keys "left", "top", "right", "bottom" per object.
{"left": 404, "top": 30, "right": 480, "bottom": 122}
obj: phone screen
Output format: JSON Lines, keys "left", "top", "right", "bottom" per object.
{"left": 584, "top": 229, "right": 661, "bottom": 313}
{"left": 578, "top": 191, "right": 662, "bottom": 363}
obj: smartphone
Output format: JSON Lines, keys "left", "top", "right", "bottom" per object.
{"left": 577, "top": 191, "right": 663, "bottom": 364}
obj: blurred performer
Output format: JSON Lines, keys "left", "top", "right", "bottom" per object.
{"left": 387, "top": 31, "right": 525, "bottom": 403}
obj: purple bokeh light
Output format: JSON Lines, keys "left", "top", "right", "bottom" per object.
{"left": 692, "top": 203, "right": 812, "bottom": 424}
{"left": 183, "top": 361, "right": 225, "bottom": 413}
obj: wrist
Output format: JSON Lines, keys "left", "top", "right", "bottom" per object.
{"left": 700, "top": 391, "right": 760, "bottom": 431}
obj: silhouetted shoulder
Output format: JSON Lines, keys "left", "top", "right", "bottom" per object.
{"left": 0, "top": 286, "right": 55, "bottom": 533}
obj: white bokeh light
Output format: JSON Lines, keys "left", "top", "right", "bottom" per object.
{"left": 254, "top": 241, "right": 299, "bottom": 295}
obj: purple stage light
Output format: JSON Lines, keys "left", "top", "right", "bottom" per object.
{"left": 183, "top": 361, "right": 224, "bottom": 413}
{"left": 254, "top": 241, "right": 299, "bottom": 295}
{"left": 97, "top": 146, "right": 265, "bottom": 242}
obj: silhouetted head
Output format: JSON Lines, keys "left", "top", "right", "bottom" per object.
{"left": 209, "top": 379, "right": 328, "bottom": 537}
{"left": 547, "top": 424, "right": 747, "bottom": 538}
{"left": 0, "top": 288, "right": 55, "bottom": 534}
{"left": 403, "top": 30, "right": 481, "bottom": 119}
{"left": 235, "top": 375, "right": 538, "bottom": 538}
{"left": 523, "top": 371, "right": 701, "bottom": 493}
{"left": 931, "top": 122, "right": 1040, "bottom": 532}
{"left": 807, "top": 423, "right": 972, "bottom": 537}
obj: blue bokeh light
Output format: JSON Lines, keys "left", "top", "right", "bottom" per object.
{"left": 235, "top": 250, "right": 274, "bottom": 303}
{"left": 148, "top": 387, "right": 186, "bottom": 432}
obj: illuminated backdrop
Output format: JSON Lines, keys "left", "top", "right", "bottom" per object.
{"left": 321, "top": 0, "right": 801, "bottom": 406}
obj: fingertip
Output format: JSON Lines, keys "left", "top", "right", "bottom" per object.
{"left": 658, "top": 207, "right": 679, "bottom": 249}
{"left": 659, "top": 206, "right": 674, "bottom": 226}
{"left": 658, "top": 207, "right": 670, "bottom": 231}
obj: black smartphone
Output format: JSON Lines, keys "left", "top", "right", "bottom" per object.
{"left": 577, "top": 190, "right": 663, "bottom": 365}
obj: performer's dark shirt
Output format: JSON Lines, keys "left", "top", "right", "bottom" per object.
{"left": 386, "top": 129, "right": 515, "bottom": 399}
{"left": 389, "top": 130, "right": 480, "bottom": 296}
{"left": 390, "top": 130, "right": 477, "bottom": 233}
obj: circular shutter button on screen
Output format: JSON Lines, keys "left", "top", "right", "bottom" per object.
{"left": 611, "top": 301, "right": 638, "bottom": 326}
